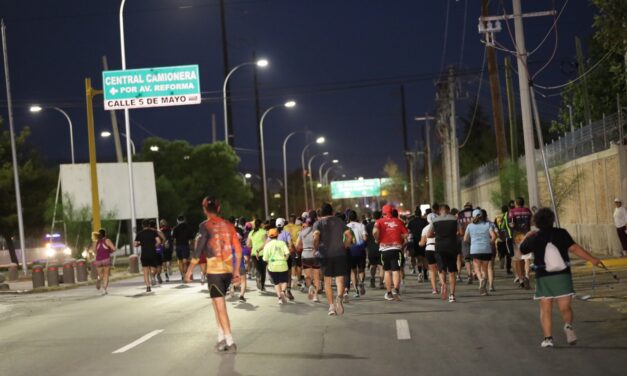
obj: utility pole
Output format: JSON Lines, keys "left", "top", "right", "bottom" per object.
{"left": 436, "top": 79, "right": 452, "bottom": 205}
{"left": 211, "top": 113, "right": 217, "bottom": 143}
{"left": 481, "top": 0, "right": 507, "bottom": 165}
{"left": 252, "top": 50, "right": 263, "bottom": 193}
{"left": 405, "top": 151, "right": 416, "bottom": 210}
{"left": 400, "top": 85, "right": 411, "bottom": 198}
{"left": 415, "top": 114, "right": 436, "bottom": 205}
{"left": 479, "top": 0, "right": 556, "bottom": 209}
{"left": 575, "top": 36, "right": 592, "bottom": 125}
{"left": 504, "top": 56, "right": 518, "bottom": 161}
{"left": 219, "top": 0, "right": 234, "bottom": 146}
{"left": 102, "top": 56, "right": 124, "bottom": 162}
{"left": 448, "top": 67, "right": 461, "bottom": 209}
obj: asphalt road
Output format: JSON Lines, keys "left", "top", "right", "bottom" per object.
{"left": 1, "top": 268, "right": 626, "bottom": 376}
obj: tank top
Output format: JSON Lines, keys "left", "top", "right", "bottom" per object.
{"left": 96, "top": 239, "right": 111, "bottom": 261}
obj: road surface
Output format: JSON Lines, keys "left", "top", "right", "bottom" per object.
{"left": 1, "top": 269, "right": 626, "bottom": 376}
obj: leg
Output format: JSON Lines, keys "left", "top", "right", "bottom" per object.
{"left": 143, "top": 267, "right": 150, "bottom": 287}
{"left": 336, "top": 276, "right": 345, "bottom": 298}
{"left": 487, "top": 259, "right": 494, "bottom": 289}
{"left": 324, "top": 276, "right": 333, "bottom": 305}
{"left": 384, "top": 270, "right": 392, "bottom": 292}
{"left": 449, "top": 272, "right": 456, "bottom": 295}
{"left": 313, "top": 269, "right": 321, "bottom": 293}
{"left": 274, "top": 282, "right": 282, "bottom": 298}
{"left": 473, "top": 259, "right": 482, "bottom": 281}
{"left": 392, "top": 271, "right": 401, "bottom": 290}
{"left": 212, "top": 297, "right": 232, "bottom": 336}
{"left": 429, "top": 264, "right": 438, "bottom": 291}
{"left": 102, "top": 266, "right": 111, "bottom": 290}
{"left": 539, "top": 299, "right": 553, "bottom": 338}
{"left": 556, "top": 296, "right": 574, "bottom": 325}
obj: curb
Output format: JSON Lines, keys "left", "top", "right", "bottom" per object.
{"left": 586, "top": 257, "right": 627, "bottom": 268}
{"left": 0, "top": 271, "right": 141, "bottom": 295}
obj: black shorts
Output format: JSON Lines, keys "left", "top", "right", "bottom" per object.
{"left": 206, "top": 273, "right": 232, "bottom": 298}
{"left": 425, "top": 251, "right": 437, "bottom": 265}
{"left": 162, "top": 249, "right": 173, "bottom": 262}
{"left": 471, "top": 253, "right": 493, "bottom": 261}
{"left": 381, "top": 249, "right": 402, "bottom": 271}
{"left": 349, "top": 254, "right": 366, "bottom": 270}
{"left": 435, "top": 252, "right": 458, "bottom": 273}
{"left": 497, "top": 238, "right": 514, "bottom": 257}
{"left": 302, "top": 258, "right": 321, "bottom": 269}
{"left": 406, "top": 242, "right": 417, "bottom": 257}
{"left": 321, "top": 256, "right": 348, "bottom": 277}
{"left": 415, "top": 245, "right": 426, "bottom": 257}
{"left": 269, "top": 271, "right": 289, "bottom": 284}
{"left": 291, "top": 253, "right": 302, "bottom": 267}
{"left": 176, "top": 245, "right": 190, "bottom": 260}
{"left": 368, "top": 250, "right": 381, "bottom": 266}
{"left": 141, "top": 252, "right": 159, "bottom": 268}
{"left": 462, "top": 241, "right": 471, "bottom": 261}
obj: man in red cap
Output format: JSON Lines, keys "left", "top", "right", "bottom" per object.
{"left": 374, "top": 204, "right": 408, "bottom": 301}
{"left": 185, "top": 196, "right": 242, "bottom": 353}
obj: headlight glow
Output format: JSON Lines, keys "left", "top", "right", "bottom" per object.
{"left": 63, "top": 247, "right": 72, "bottom": 256}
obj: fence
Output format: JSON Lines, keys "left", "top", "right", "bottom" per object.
{"left": 461, "top": 111, "right": 626, "bottom": 188}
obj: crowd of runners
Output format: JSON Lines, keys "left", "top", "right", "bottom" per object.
{"left": 93, "top": 193, "right": 607, "bottom": 352}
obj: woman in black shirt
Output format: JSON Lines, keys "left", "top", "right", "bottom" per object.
{"left": 520, "top": 208, "right": 603, "bottom": 348}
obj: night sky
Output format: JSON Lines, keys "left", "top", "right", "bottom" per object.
{"left": 0, "top": 0, "right": 596, "bottom": 181}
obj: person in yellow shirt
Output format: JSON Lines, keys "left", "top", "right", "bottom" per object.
{"left": 262, "top": 228, "right": 291, "bottom": 305}
{"left": 246, "top": 219, "right": 267, "bottom": 292}
{"left": 283, "top": 214, "right": 303, "bottom": 290}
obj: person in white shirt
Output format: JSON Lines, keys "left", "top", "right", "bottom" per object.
{"left": 613, "top": 198, "right": 627, "bottom": 257}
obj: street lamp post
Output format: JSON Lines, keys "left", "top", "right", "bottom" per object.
{"left": 30, "top": 105, "right": 75, "bottom": 164}
{"left": 260, "top": 100, "right": 296, "bottom": 219}
{"left": 318, "top": 159, "right": 339, "bottom": 184}
{"left": 415, "top": 114, "right": 436, "bottom": 205}
{"left": 223, "top": 59, "right": 268, "bottom": 143}
{"left": 300, "top": 137, "right": 325, "bottom": 211}
{"left": 307, "top": 152, "right": 328, "bottom": 209}
{"left": 282, "top": 130, "right": 309, "bottom": 218}
{"left": 324, "top": 165, "right": 343, "bottom": 185}
{"left": 101, "top": 131, "right": 135, "bottom": 155}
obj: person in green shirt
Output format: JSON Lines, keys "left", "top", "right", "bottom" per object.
{"left": 262, "top": 228, "right": 291, "bottom": 305}
{"left": 246, "top": 219, "right": 268, "bottom": 292}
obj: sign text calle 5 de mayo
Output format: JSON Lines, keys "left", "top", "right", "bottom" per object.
{"left": 102, "top": 65, "right": 201, "bottom": 110}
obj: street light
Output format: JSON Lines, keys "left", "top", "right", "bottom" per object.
{"left": 308, "top": 152, "right": 328, "bottom": 207}
{"left": 415, "top": 114, "right": 436, "bottom": 205}
{"left": 29, "top": 105, "right": 75, "bottom": 164}
{"left": 260, "top": 100, "right": 296, "bottom": 219}
{"left": 223, "top": 59, "right": 269, "bottom": 143}
{"left": 300, "top": 137, "right": 325, "bottom": 210}
{"left": 101, "top": 130, "right": 135, "bottom": 155}
{"left": 324, "top": 164, "right": 343, "bottom": 185}
{"left": 282, "top": 130, "right": 310, "bottom": 218}
{"left": 318, "top": 158, "right": 338, "bottom": 185}
{"left": 149, "top": 145, "right": 159, "bottom": 152}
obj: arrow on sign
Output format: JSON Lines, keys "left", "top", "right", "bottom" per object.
{"left": 109, "top": 87, "right": 119, "bottom": 95}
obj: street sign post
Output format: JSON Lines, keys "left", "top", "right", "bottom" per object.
{"left": 102, "top": 65, "right": 201, "bottom": 110}
{"left": 331, "top": 178, "right": 382, "bottom": 199}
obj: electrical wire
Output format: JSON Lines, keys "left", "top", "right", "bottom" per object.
{"left": 533, "top": 48, "right": 615, "bottom": 90}
{"left": 532, "top": 0, "right": 560, "bottom": 79}
{"left": 458, "top": 0, "right": 469, "bottom": 69}
{"left": 440, "top": 0, "right": 452, "bottom": 72}
{"left": 529, "top": 0, "right": 568, "bottom": 56}
{"left": 458, "top": 46, "right": 487, "bottom": 149}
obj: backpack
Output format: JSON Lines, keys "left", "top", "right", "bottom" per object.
{"left": 544, "top": 238, "right": 567, "bottom": 272}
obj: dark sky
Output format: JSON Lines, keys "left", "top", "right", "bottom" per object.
{"left": 0, "top": 0, "right": 596, "bottom": 181}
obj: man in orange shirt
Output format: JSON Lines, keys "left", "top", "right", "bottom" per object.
{"left": 185, "top": 196, "right": 242, "bottom": 353}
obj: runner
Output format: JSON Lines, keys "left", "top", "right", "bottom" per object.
{"left": 365, "top": 211, "right": 384, "bottom": 289}
{"left": 231, "top": 234, "right": 250, "bottom": 303}
{"left": 275, "top": 218, "right": 296, "bottom": 300}
{"left": 429, "top": 204, "right": 459, "bottom": 302}
{"left": 347, "top": 210, "right": 367, "bottom": 298}
{"left": 464, "top": 209, "right": 497, "bottom": 296}
{"left": 247, "top": 219, "right": 267, "bottom": 292}
{"left": 509, "top": 197, "right": 533, "bottom": 289}
{"left": 159, "top": 219, "right": 174, "bottom": 282}
{"left": 374, "top": 204, "right": 408, "bottom": 301}
{"left": 184, "top": 196, "right": 242, "bottom": 353}
{"left": 173, "top": 215, "right": 195, "bottom": 282}
{"left": 407, "top": 206, "right": 429, "bottom": 282}
{"left": 458, "top": 202, "right": 475, "bottom": 284}
{"left": 284, "top": 214, "right": 304, "bottom": 290}
{"left": 419, "top": 212, "right": 439, "bottom": 294}
{"left": 313, "top": 203, "right": 353, "bottom": 316}
{"left": 296, "top": 216, "right": 320, "bottom": 302}
{"left": 494, "top": 205, "right": 514, "bottom": 275}
{"left": 93, "top": 229, "right": 115, "bottom": 295}
{"left": 262, "top": 228, "right": 291, "bottom": 305}
{"left": 520, "top": 207, "right": 603, "bottom": 348}
{"left": 134, "top": 220, "right": 161, "bottom": 293}
{"left": 150, "top": 219, "right": 165, "bottom": 285}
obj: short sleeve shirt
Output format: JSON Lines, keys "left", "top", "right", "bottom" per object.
{"left": 374, "top": 217, "right": 408, "bottom": 251}
{"left": 466, "top": 222, "right": 493, "bottom": 254}
{"left": 509, "top": 207, "right": 532, "bottom": 234}
{"left": 135, "top": 229, "right": 159, "bottom": 256}
{"left": 520, "top": 228, "right": 575, "bottom": 278}
{"left": 313, "top": 216, "right": 348, "bottom": 258}
{"left": 193, "top": 217, "right": 241, "bottom": 275}
{"left": 262, "top": 239, "right": 290, "bottom": 272}
{"left": 432, "top": 214, "right": 459, "bottom": 255}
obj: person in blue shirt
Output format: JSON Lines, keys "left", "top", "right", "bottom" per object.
{"left": 464, "top": 209, "right": 496, "bottom": 296}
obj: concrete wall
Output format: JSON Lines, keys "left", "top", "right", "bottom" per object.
{"left": 461, "top": 144, "right": 627, "bottom": 256}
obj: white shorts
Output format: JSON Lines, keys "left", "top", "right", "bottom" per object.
{"left": 512, "top": 243, "right": 533, "bottom": 261}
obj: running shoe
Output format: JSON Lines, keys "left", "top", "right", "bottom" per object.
{"left": 411, "top": 268, "right": 417, "bottom": 275}
{"left": 165, "top": 272, "right": 169, "bottom": 282}
{"left": 456, "top": 275, "right": 462, "bottom": 282}
{"left": 564, "top": 324, "right": 577, "bottom": 345}
{"left": 201, "top": 274, "right": 207, "bottom": 285}
{"left": 157, "top": 274, "right": 163, "bottom": 284}
{"left": 522, "top": 277, "right": 531, "bottom": 290}
{"left": 514, "top": 277, "right": 521, "bottom": 284}
{"left": 313, "top": 295, "right": 320, "bottom": 303}
{"left": 256, "top": 276, "right": 262, "bottom": 290}
{"left": 102, "top": 290, "right": 108, "bottom": 296}
{"left": 335, "top": 296, "right": 345, "bottom": 316}
{"left": 353, "top": 292, "right": 360, "bottom": 298}
{"left": 418, "top": 273, "right": 424, "bottom": 282}
{"left": 479, "top": 280, "right": 487, "bottom": 296}
{"left": 151, "top": 277, "right": 156, "bottom": 286}
{"left": 384, "top": 292, "right": 394, "bottom": 301}
{"left": 286, "top": 289, "right": 295, "bottom": 301}
{"left": 96, "top": 277, "right": 101, "bottom": 290}
{"left": 448, "top": 294, "right": 456, "bottom": 303}
{"left": 328, "top": 306, "right": 336, "bottom": 316}
{"left": 489, "top": 285, "right": 496, "bottom": 292}
{"left": 215, "top": 340, "right": 227, "bottom": 352}
{"left": 146, "top": 286, "right": 152, "bottom": 293}
{"left": 392, "top": 288, "right": 401, "bottom": 301}
{"left": 280, "top": 293, "right": 287, "bottom": 305}
{"left": 431, "top": 289, "right": 438, "bottom": 295}
{"left": 440, "top": 283, "right": 448, "bottom": 300}
{"left": 370, "top": 278, "right": 376, "bottom": 288}
{"left": 278, "top": 298, "right": 284, "bottom": 305}
{"left": 541, "top": 337, "right": 554, "bottom": 348}
{"left": 300, "top": 285, "right": 307, "bottom": 293}
{"left": 239, "top": 295, "right": 246, "bottom": 303}
{"left": 343, "top": 294, "right": 349, "bottom": 304}
{"left": 222, "top": 343, "right": 237, "bottom": 353}
{"left": 359, "top": 283, "right": 366, "bottom": 296}
{"left": 467, "top": 277, "right": 473, "bottom": 285}
{"left": 308, "top": 285, "right": 315, "bottom": 301}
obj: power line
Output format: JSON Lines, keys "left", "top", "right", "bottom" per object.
{"left": 459, "top": 47, "right": 487, "bottom": 149}
{"left": 439, "top": 0, "right": 452, "bottom": 72}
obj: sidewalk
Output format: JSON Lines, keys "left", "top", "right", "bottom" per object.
{"left": 571, "top": 257, "right": 627, "bottom": 314}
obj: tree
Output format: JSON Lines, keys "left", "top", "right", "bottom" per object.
{"left": 0, "top": 123, "right": 55, "bottom": 264}
{"left": 381, "top": 160, "right": 409, "bottom": 206}
{"left": 136, "top": 138, "right": 253, "bottom": 225}
{"left": 459, "top": 102, "right": 496, "bottom": 176}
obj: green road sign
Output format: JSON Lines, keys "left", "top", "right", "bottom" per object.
{"left": 102, "top": 65, "right": 201, "bottom": 110}
{"left": 331, "top": 178, "right": 381, "bottom": 199}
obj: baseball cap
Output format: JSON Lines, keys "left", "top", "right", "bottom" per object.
{"left": 295, "top": 219, "right": 303, "bottom": 225}
{"left": 268, "top": 228, "right": 279, "bottom": 238}
{"left": 382, "top": 204, "right": 394, "bottom": 216}
{"left": 464, "top": 202, "right": 473, "bottom": 209}
{"left": 276, "top": 218, "right": 286, "bottom": 227}
{"left": 301, "top": 211, "right": 310, "bottom": 219}
{"left": 614, "top": 198, "right": 622, "bottom": 203}
{"left": 472, "top": 209, "right": 482, "bottom": 218}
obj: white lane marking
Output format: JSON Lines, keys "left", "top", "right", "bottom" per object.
{"left": 396, "top": 319, "right": 411, "bottom": 340}
{"left": 112, "top": 330, "right": 164, "bottom": 354}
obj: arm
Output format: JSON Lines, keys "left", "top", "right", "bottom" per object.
{"left": 427, "top": 226, "right": 435, "bottom": 238}
{"left": 463, "top": 228, "right": 470, "bottom": 243}
{"left": 313, "top": 230, "right": 321, "bottom": 251}
{"left": 105, "top": 238, "right": 116, "bottom": 252}
{"left": 343, "top": 229, "right": 353, "bottom": 249}
{"left": 568, "top": 243, "right": 602, "bottom": 266}
{"left": 373, "top": 225, "right": 380, "bottom": 243}
{"left": 231, "top": 228, "right": 243, "bottom": 280}
{"left": 155, "top": 236, "right": 162, "bottom": 246}
{"left": 489, "top": 228, "right": 497, "bottom": 243}
{"left": 295, "top": 235, "right": 303, "bottom": 252}
{"left": 419, "top": 234, "right": 427, "bottom": 247}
